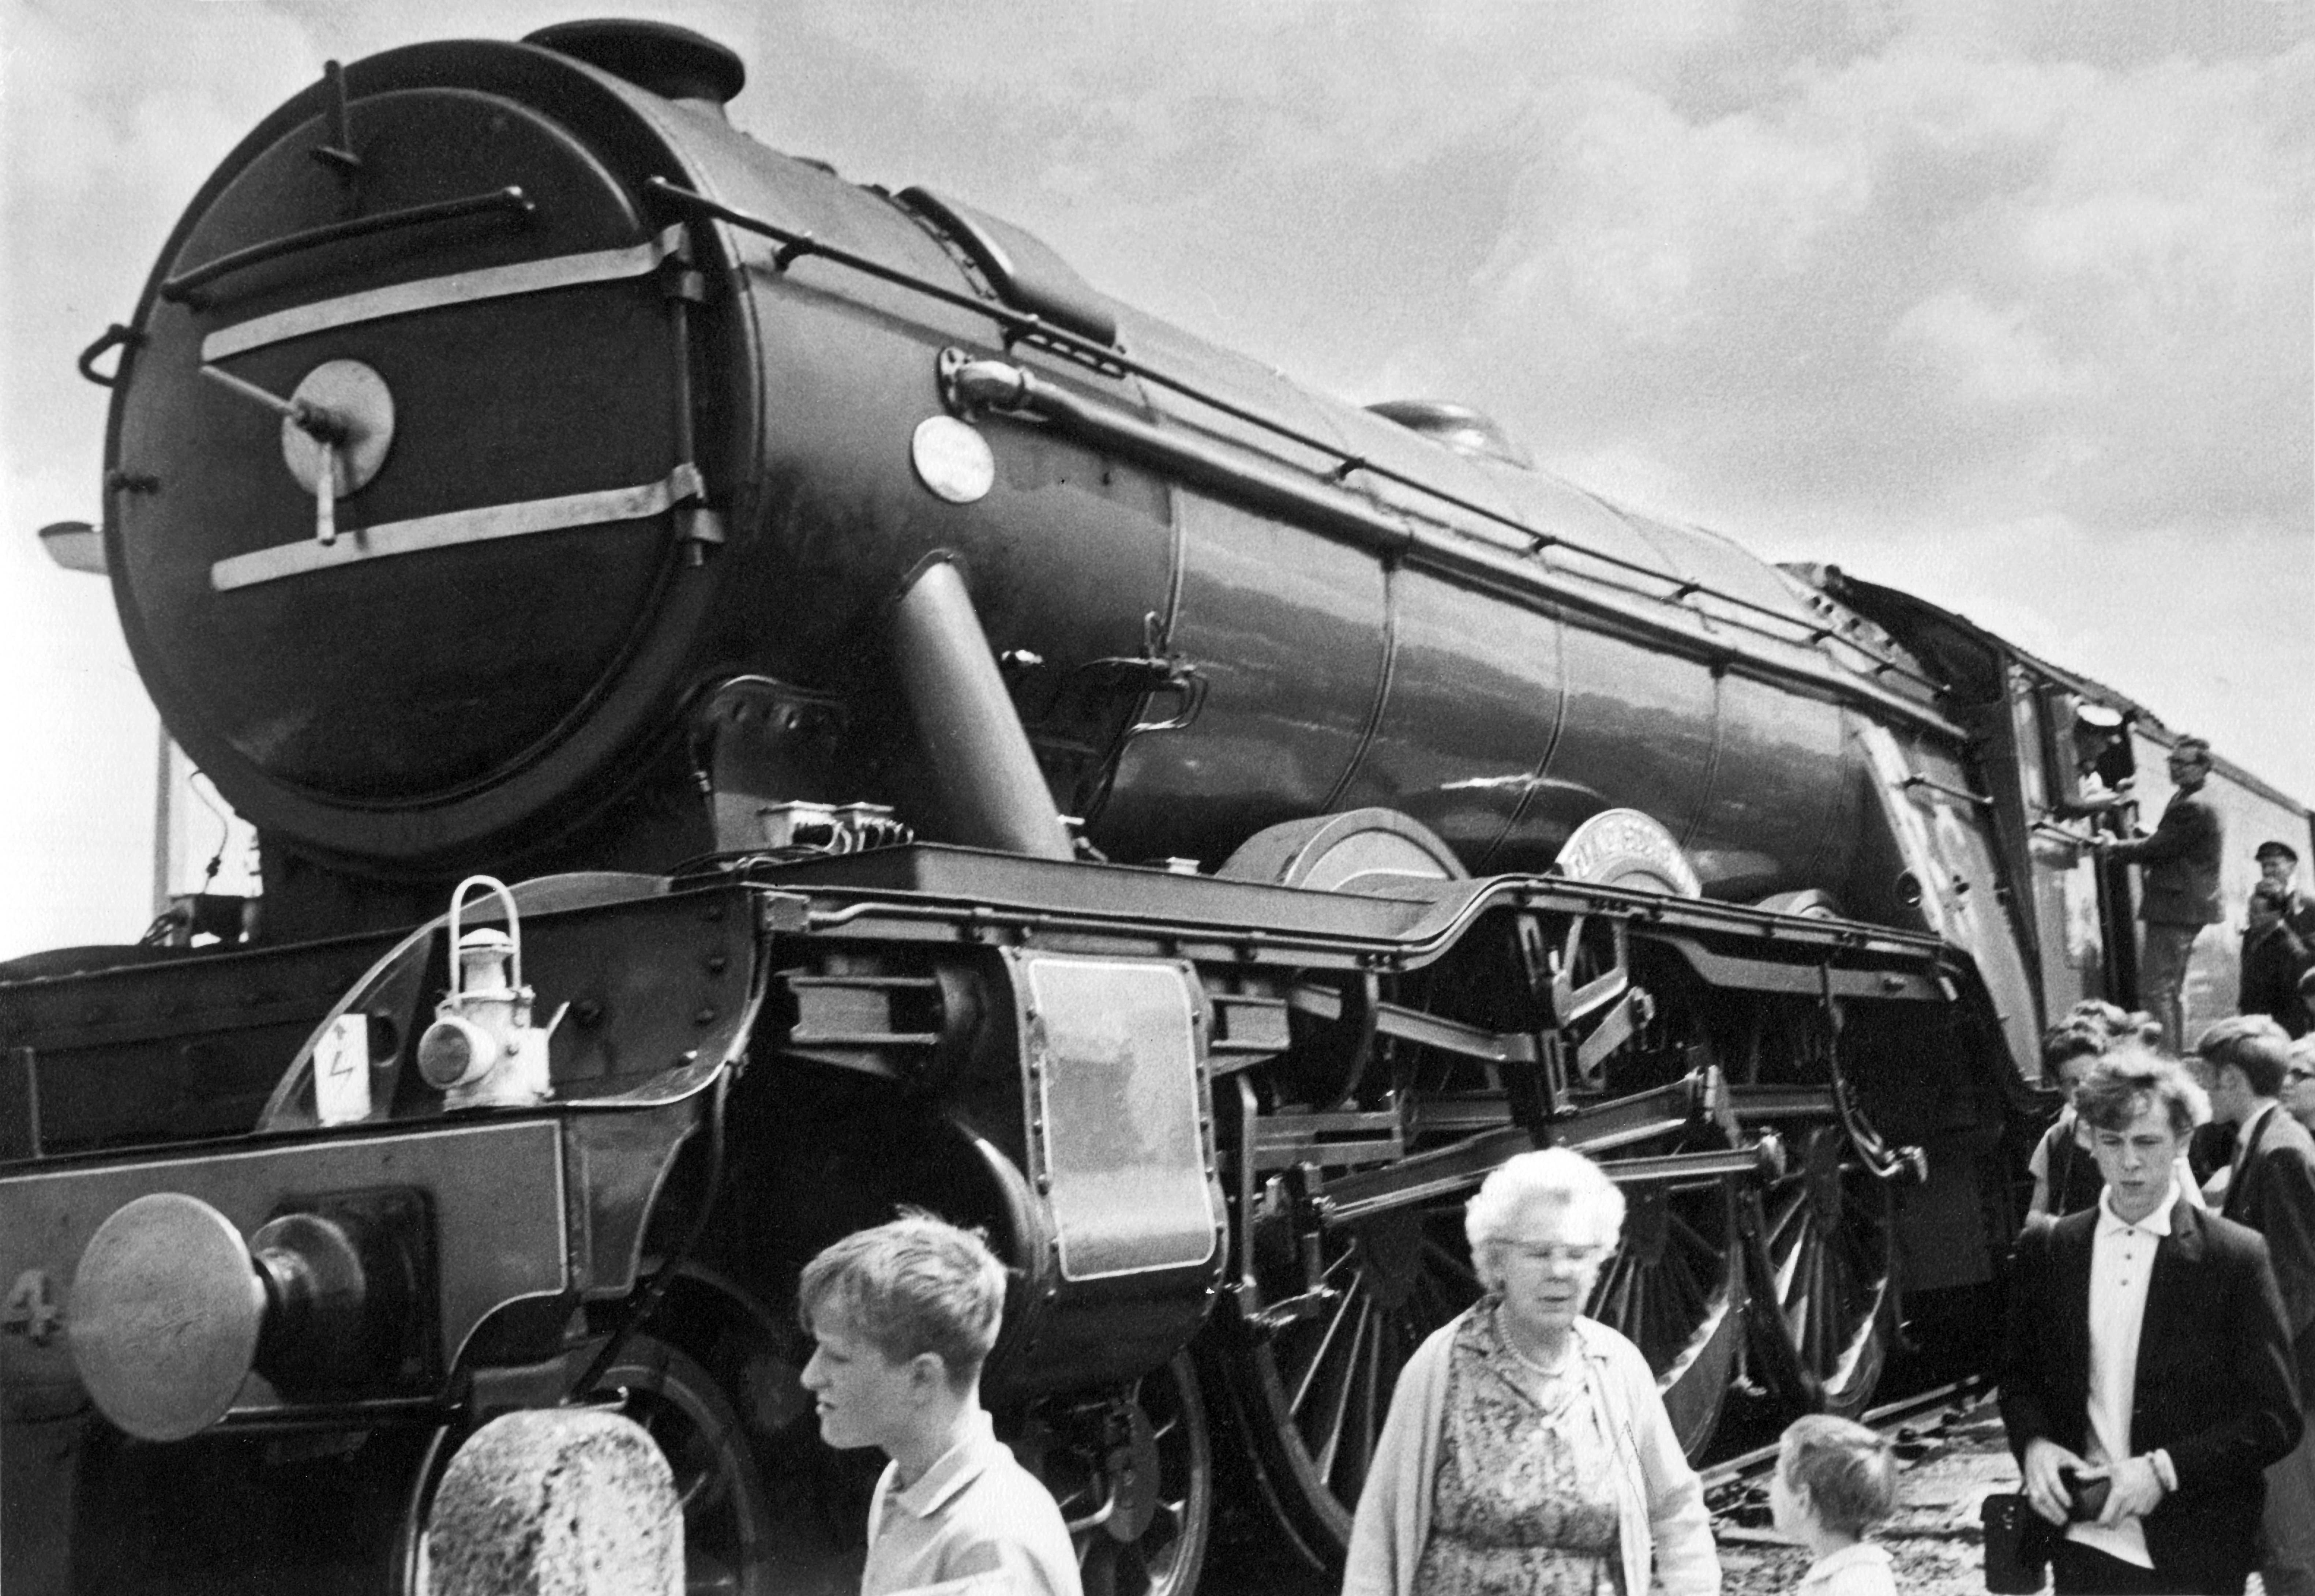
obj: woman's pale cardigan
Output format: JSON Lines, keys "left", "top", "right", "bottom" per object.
{"left": 1340, "top": 1310, "right": 1720, "bottom": 1596}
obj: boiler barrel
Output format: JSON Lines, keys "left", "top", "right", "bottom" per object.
{"left": 107, "top": 31, "right": 1882, "bottom": 910}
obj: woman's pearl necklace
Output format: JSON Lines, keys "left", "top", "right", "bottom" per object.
{"left": 1501, "top": 1314, "right": 1573, "bottom": 1379}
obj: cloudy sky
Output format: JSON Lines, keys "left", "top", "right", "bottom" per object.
{"left": 3, "top": 0, "right": 2310, "bottom": 957}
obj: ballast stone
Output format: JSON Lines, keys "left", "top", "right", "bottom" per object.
{"left": 427, "top": 1408, "right": 680, "bottom": 1596}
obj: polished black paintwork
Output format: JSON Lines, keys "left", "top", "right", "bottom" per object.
{"left": 108, "top": 33, "right": 1941, "bottom": 945}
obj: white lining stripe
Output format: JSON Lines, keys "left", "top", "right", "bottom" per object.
{"left": 200, "top": 225, "right": 687, "bottom": 361}
{"left": 210, "top": 463, "right": 703, "bottom": 593}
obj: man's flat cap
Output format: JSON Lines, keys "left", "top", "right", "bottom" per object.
{"left": 2256, "top": 840, "right": 2301, "bottom": 864}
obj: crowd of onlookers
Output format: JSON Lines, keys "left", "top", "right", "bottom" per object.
{"left": 2004, "top": 998, "right": 2315, "bottom": 1594}
{"left": 797, "top": 1158, "right": 1868, "bottom": 1596}
{"left": 1994, "top": 826, "right": 2315, "bottom": 1596}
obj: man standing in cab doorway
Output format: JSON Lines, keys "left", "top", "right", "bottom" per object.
{"left": 2100, "top": 737, "right": 2224, "bottom": 1054}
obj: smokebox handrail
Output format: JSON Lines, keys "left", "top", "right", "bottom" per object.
{"left": 158, "top": 187, "right": 537, "bottom": 305}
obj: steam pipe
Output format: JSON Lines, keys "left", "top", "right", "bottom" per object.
{"left": 889, "top": 555, "right": 1074, "bottom": 861}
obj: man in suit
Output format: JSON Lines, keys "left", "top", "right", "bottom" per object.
{"left": 2258, "top": 841, "right": 2315, "bottom": 943}
{"left": 2199, "top": 1017, "right": 2315, "bottom": 1595}
{"left": 2242, "top": 885, "right": 2315, "bottom": 1038}
{"left": 2100, "top": 738, "right": 2225, "bottom": 1053}
{"left": 2001, "top": 1047, "right": 2301, "bottom": 1594}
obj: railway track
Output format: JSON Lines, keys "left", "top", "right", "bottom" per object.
{"left": 1706, "top": 1378, "right": 2018, "bottom": 1596}
{"left": 1701, "top": 1376, "right": 1995, "bottom": 1500}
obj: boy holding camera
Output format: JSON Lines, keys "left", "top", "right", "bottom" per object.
{"left": 2000, "top": 1048, "right": 2302, "bottom": 1593}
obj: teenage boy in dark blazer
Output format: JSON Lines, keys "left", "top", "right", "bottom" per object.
{"left": 2002, "top": 1047, "right": 2302, "bottom": 1595}
{"left": 2199, "top": 1016, "right": 2315, "bottom": 1596}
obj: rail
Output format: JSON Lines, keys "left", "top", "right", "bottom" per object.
{"left": 1697, "top": 1375, "right": 1992, "bottom": 1494}
{"left": 1901, "top": 772, "right": 1994, "bottom": 809}
{"left": 942, "top": 355, "right": 1963, "bottom": 740}
{"left": 2030, "top": 818, "right": 2105, "bottom": 848}
{"left": 159, "top": 187, "right": 536, "bottom": 304}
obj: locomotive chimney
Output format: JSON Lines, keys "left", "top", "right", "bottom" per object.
{"left": 524, "top": 20, "right": 746, "bottom": 119}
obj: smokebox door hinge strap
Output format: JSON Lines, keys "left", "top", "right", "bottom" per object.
{"left": 201, "top": 225, "right": 689, "bottom": 361}
{"left": 210, "top": 463, "right": 711, "bottom": 592}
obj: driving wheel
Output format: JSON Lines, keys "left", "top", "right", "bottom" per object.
{"left": 1745, "top": 1125, "right": 1896, "bottom": 1416}
{"left": 1050, "top": 1355, "right": 1214, "bottom": 1596}
{"left": 1584, "top": 1164, "right": 1745, "bottom": 1454}
{"left": 593, "top": 1335, "right": 784, "bottom": 1596}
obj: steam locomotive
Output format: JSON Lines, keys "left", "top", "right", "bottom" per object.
{"left": 5, "top": 20, "right": 2308, "bottom": 1595}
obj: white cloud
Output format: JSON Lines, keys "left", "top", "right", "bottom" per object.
{"left": 1886, "top": 287, "right": 2092, "bottom": 410}
{"left": 1445, "top": 42, "right": 2310, "bottom": 532}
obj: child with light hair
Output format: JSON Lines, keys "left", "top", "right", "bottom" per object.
{"left": 798, "top": 1210, "right": 1081, "bottom": 1596}
{"left": 1770, "top": 1414, "right": 1899, "bottom": 1596}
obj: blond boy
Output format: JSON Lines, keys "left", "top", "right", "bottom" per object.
{"left": 1770, "top": 1414, "right": 1899, "bottom": 1596}
{"left": 799, "top": 1213, "right": 1080, "bottom": 1596}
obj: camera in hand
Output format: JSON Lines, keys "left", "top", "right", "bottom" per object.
{"left": 1982, "top": 1494, "right": 2052, "bottom": 1593}
{"left": 2060, "top": 1465, "right": 2112, "bottom": 1522}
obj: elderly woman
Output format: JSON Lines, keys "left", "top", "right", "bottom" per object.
{"left": 1343, "top": 1147, "right": 1719, "bottom": 1596}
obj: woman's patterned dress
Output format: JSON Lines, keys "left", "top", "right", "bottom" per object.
{"left": 1413, "top": 1306, "right": 1626, "bottom": 1596}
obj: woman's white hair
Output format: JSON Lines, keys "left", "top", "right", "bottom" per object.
{"left": 1465, "top": 1147, "right": 1627, "bottom": 1291}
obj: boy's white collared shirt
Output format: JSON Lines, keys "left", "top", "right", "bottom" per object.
{"left": 2073, "top": 1182, "right": 2183, "bottom": 1571}
{"left": 1796, "top": 1540, "right": 1895, "bottom": 1596}
{"left": 863, "top": 1410, "right": 1081, "bottom": 1596}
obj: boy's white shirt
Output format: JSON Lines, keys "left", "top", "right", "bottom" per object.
{"left": 1796, "top": 1539, "right": 1896, "bottom": 1595}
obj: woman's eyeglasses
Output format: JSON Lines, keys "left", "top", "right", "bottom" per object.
{"left": 1502, "top": 1242, "right": 1609, "bottom": 1266}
